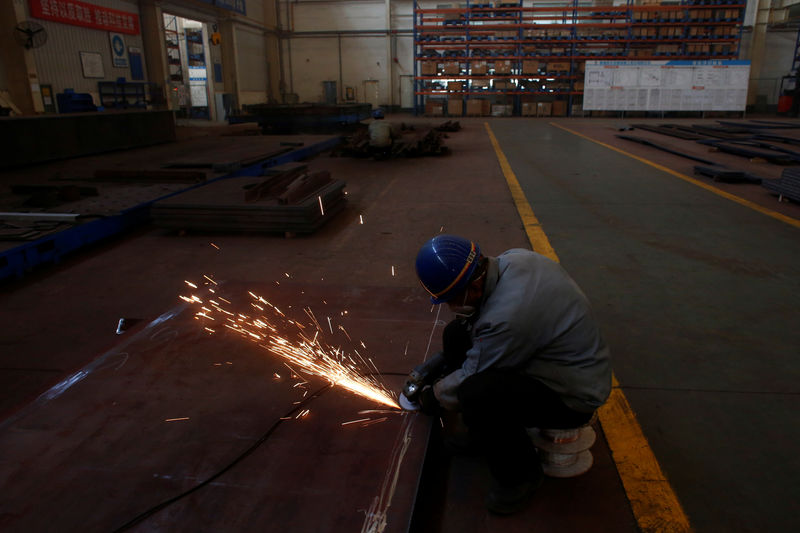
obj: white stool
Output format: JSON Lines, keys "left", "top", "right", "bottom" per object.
{"left": 527, "top": 420, "right": 596, "bottom": 478}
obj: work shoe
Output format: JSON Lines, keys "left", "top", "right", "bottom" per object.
{"left": 486, "top": 475, "right": 542, "bottom": 515}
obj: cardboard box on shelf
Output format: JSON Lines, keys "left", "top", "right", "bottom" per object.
{"left": 552, "top": 100, "right": 567, "bottom": 117}
{"left": 421, "top": 62, "right": 437, "bottom": 75}
{"left": 471, "top": 60, "right": 488, "bottom": 75}
{"left": 547, "top": 62, "right": 571, "bottom": 73}
{"left": 494, "top": 80, "right": 513, "bottom": 90}
{"left": 522, "top": 60, "right": 540, "bottom": 74}
{"left": 466, "top": 99, "right": 490, "bottom": 116}
{"left": 425, "top": 101, "right": 444, "bottom": 116}
{"left": 536, "top": 102, "right": 552, "bottom": 117}
{"left": 443, "top": 61, "right": 461, "bottom": 75}
{"left": 521, "top": 102, "right": 536, "bottom": 116}
{"left": 494, "top": 60, "right": 512, "bottom": 74}
{"left": 496, "top": 31, "right": 517, "bottom": 40}
{"left": 447, "top": 81, "right": 464, "bottom": 91}
{"left": 526, "top": 29, "right": 546, "bottom": 39}
{"left": 447, "top": 98, "right": 463, "bottom": 116}
{"left": 654, "top": 44, "right": 672, "bottom": 54}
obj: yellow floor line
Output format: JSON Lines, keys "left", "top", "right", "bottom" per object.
{"left": 485, "top": 122, "right": 692, "bottom": 533}
{"left": 483, "top": 123, "right": 559, "bottom": 260}
{"left": 550, "top": 122, "right": 800, "bottom": 230}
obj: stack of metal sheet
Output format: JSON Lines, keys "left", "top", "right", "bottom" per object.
{"left": 762, "top": 168, "right": 800, "bottom": 202}
{"left": 150, "top": 169, "right": 346, "bottom": 234}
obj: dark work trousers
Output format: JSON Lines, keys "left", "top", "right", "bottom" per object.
{"left": 457, "top": 369, "right": 594, "bottom": 486}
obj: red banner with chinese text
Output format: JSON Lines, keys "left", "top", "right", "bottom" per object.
{"left": 30, "top": 0, "right": 140, "bottom": 35}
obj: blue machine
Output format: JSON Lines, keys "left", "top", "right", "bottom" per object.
{"left": 56, "top": 89, "right": 96, "bottom": 113}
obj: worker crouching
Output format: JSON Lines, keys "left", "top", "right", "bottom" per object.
{"left": 401, "top": 234, "right": 612, "bottom": 515}
{"left": 367, "top": 108, "right": 398, "bottom": 159}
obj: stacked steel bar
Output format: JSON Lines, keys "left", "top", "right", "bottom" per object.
{"left": 151, "top": 168, "right": 346, "bottom": 234}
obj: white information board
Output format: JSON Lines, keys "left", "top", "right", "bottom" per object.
{"left": 582, "top": 60, "right": 750, "bottom": 111}
{"left": 188, "top": 67, "right": 208, "bottom": 107}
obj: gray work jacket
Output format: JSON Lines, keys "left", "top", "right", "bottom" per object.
{"left": 368, "top": 120, "right": 396, "bottom": 148}
{"left": 433, "top": 249, "right": 612, "bottom": 413}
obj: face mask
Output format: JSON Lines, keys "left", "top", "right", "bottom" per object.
{"left": 449, "top": 290, "right": 477, "bottom": 319}
{"left": 451, "top": 306, "right": 476, "bottom": 319}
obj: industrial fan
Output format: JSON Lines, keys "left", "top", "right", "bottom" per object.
{"left": 14, "top": 20, "right": 48, "bottom": 50}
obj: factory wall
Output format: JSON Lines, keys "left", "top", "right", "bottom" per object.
{"left": 741, "top": 28, "right": 797, "bottom": 108}
{"left": 23, "top": 0, "right": 147, "bottom": 106}
{"left": 4, "top": 0, "right": 799, "bottom": 114}
{"left": 1, "top": 0, "right": 278, "bottom": 115}
{"left": 274, "top": 0, "right": 800, "bottom": 110}
{"left": 279, "top": 0, "right": 414, "bottom": 108}
{"left": 235, "top": 24, "right": 270, "bottom": 104}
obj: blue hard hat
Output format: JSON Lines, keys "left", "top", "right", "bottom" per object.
{"left": 372, "top": 108, "right": 385, "bottom": 119}
{"left": 415, "top": 235, "right": 481, "bottom": 304}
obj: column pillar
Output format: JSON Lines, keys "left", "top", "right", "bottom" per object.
{"left": 220, "top": 19, "right": 240, "bottom": 108}
{"left": 747, "top": 0, "right": 772, "bottom": 107}
{"left": 0, "top": 1, "right": 44, "bottom": 114}
{"left": 138, "top": 0, "right": 169, "bottom": 108}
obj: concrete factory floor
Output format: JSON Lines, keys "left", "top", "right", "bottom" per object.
{"left": 1, "top": 115, "right": 798, "bottom": 532}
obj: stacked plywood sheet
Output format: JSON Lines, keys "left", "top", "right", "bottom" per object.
{"left": 151, "top": 167, "right": 346, "bottom": 234}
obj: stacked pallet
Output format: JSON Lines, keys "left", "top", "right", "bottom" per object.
{"left": 151, "top": 166, "right": 346, "bottom": 235}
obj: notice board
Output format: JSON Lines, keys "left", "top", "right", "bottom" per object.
{"left": 582, "top": 60, "right": 750, "bottom": 111}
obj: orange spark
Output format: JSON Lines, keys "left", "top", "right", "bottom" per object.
{"left": 182, "top": 282, "right": 400, "bottom": 410}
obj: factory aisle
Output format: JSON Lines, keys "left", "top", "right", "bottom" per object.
{"left": 487, "top": 119, "right": 800, "bottom": 533}
{"left": 4, "top": 116, "right": 795, "bottom": 532}
{"left": 0, "top": 119, "right": 641, "bottom": 533}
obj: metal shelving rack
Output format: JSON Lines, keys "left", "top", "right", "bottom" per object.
{"left": 413, "top": 0, "right": 746, "bottom": 117}
{"left": 98, "top": 79, "right": 149, "bottom": 109}
{"left": 164, "top": 15, "right": 184, "bottom": 83}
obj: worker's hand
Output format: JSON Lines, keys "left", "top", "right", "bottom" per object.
{"left": 418, "top": 386, "right": 440, "bottom": 416}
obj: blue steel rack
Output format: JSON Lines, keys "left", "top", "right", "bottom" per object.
{"left": 413, "top": 0, "right": 746, "bottom": 117}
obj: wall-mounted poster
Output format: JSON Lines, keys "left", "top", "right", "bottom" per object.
{"left": 583, "top": 60, "right": 750, "bottom": 112}
{"left": 109, "top": 32, "right": 127, "bottom": 68}
{"left": 80, "top": 51, "right": 105, "bottom": 79}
